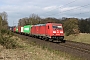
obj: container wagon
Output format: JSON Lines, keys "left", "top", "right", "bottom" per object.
{"left": 23, "top": 25, "right": 32, "bottom": 35}
{"left": 16, "top": 27, "right": 18, "bottom": 33}
{"left": 13, "top": 27, "right": 16, "bottom": 33}
{"left": 20, "top": 27, "right": 24, "bottom": 34}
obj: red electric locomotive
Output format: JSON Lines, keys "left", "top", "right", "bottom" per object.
{"left": 31, "top": 23, "right": 64, "bottom": 42}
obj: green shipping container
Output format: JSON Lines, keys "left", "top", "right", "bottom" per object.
{"left": 23, "top": 25, "right": 32, "bottom": 34}
{"left": 16, "top": 27, "right": 18, "bottom": 32}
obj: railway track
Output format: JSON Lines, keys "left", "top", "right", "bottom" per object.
{"left": 16, "top": 33, "right": 90, "bottom": 60}
{"left": 59, "top": 41, "right": 90, "bottom": 54}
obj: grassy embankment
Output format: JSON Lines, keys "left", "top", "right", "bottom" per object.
{"left": 65, "top": 33, "right": 90, "bottom": 44}
{"left": 0, "top": 30, "right": 83, "bottom": 60}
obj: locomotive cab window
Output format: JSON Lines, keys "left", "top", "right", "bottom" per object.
{"left": 52, "top": 26, "right": 62, "bottom": 29}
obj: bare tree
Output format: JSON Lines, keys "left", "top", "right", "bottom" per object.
{"left": 18, "top": 14, "right": 41, "bottom": 26}
{"left": 0, "top": 12, "right": 8, "bottom": 29}
{"left": 0, "top": 11, "right": 8, "bottom": 21}
{"left": 0, "top": 16, "right": 2, "bottom": 39}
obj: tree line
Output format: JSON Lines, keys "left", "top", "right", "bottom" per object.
{"left": 18, "top": 14, "right": 90, "bottom": 36}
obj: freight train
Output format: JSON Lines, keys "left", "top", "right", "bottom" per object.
{"left": 10, "top": 23, "right": 64, "bottom": 42}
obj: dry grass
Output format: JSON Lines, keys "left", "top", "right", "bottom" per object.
{"left": 0, "top": 43, "right": 68, "bottom": 60}
{"left": 0, "top": 35, "right": 82, "bottom": 60}
{"left": 65, "top": 33, "right": 90, "bottom": 44}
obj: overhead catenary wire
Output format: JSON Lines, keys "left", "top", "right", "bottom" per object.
{"left": 42, "top": 0, "right": 90, "bottom": 18}
{"left": 59, "top": 0, "right": 78, "bottom": 8}
{"left": 59, "top": 3, "right": 90, "bottom": 13}
{"left": 47, "top": 3, "right": 90, "bottom": 18}
{"left": 71, "top": 11, "right": 90, "bottom": 16}
{"left": 44, "top": 0, "right": 78, "bottom": 15}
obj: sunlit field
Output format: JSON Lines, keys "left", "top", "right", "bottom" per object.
{"left": 65, "top": 33, "right": 90, "bottom": 44}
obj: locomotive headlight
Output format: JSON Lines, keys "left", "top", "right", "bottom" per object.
{"left": 60, "top": 31, "right": 63, "bottom": 33}
{"left": 53, "top": 31, "right": 56, "bottom": 33}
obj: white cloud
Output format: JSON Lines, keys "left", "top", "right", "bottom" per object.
{"left": 60, "top": 6, "right": 77, "bottom": 12}
{"left": 43, "top": 6, "right": 58, "bottom": 11}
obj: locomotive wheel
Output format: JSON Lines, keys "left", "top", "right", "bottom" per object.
{"left": 40, "top": 36, "right": 44, "bottom": 40}
{"left": 61, "top": 40, "right": 66, "bottom": 43}
{"left": 49, "top": 39, "right": 53, "bottom": 42}
{"left": 45, "top": 38, "right": 49, "bottom": 41}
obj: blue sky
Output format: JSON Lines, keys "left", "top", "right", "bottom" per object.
{"left": 0, "top": 0, "right": 90, "bottom": 26}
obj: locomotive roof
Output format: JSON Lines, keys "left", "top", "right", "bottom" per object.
{"left": 34, "top": 24, "right": 46, "bottom": 26}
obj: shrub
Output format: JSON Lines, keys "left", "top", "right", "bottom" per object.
{"left": 1, "top": 29, "right": 14, "bottom": 35}
{"left": 0, "top": 36, "right": 20, "bottom": 49}
{"left": 63, "top": 18, "right": 79, "bottom": 36}
{"left": 1, "top": 29, "right": 7, "bottom": 34}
